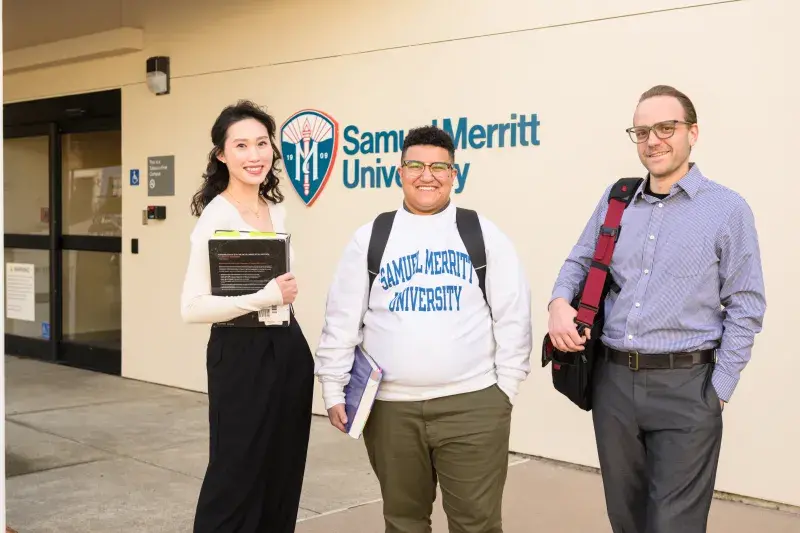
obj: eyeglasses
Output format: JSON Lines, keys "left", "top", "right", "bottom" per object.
{"left": 626, "top": 120, "right": 693, "bottom": 144}
{"left": 402, "top": 160, "right": 453, "bottom": 178}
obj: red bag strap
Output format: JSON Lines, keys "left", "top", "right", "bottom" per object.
{"left": 574, "top": 178, "right": 642, "bottom": 330}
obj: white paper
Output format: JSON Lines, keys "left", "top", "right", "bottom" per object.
{"left": 257, "top": 304, "right": 291, "bottom": 326}
{"left": 6, "top": 263, "right": 36, "bottom": 321}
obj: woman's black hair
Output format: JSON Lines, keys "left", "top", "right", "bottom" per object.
{"left": 190, "top": 100, "right": 285, "bottom": 216}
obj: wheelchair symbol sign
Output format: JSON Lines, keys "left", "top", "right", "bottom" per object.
{"left": 130, "top": 169, "right": 140, "bottom": 186}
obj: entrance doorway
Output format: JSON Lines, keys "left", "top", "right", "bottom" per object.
{"left": 3, "top": 89, "right": 122, "bottom": 375}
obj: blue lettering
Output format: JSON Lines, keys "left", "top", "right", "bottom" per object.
{"left": 410, "top": 287, "right": 420, "bottom": 311}
{"left": 438, "top": 252, "right": 449, "bottom": 275}
{"left": 387, "top": 285, "right": 465, "bottom": 313}
{"left": 359, "top": 159, "right": 375, "bottom": 188}
{"left": 341, "top": 114, "right": 540, "bottom": 196}
{"left": 520, "top": 113, "right": 540, "bottom": 146}
{"left": 386, "top": 165, "right": 398, "bottom": 187}
{"left": 440, "top": 117, "right": 468, "bottom": 149}
{"left": 375, "top": 130, "right": 402, "bottom": 153}
{"left": 391, "top": 259, "right": 405, "bottom": 285}
{"left": 486, "top": 123, "right": 499, "bottom": 148}
{"left": 401, "top": 249, "right": 481, "bottom": 280}
{"left": 460, "top": 252, "right": 470, "bottom": 280}
{"left": 360, "top": 134, "right": 374, "bottom": 154}
{"left": 379, "top": 266, "right": 388, "bottom": 290}
{"left": 376, "top": 158, "right": 399, "bottom": 188}
{"left": 343, "top": 125, "right": 360, "bottom": 156}
{"left": 469, "top": 125, "right": 486, "bottom": 149}
{"left": 453, "top": 163, "right": 469, "bottom": 194}
{"left": 343, "top": 159, "right": 358, "bottom": 189}
{"left": 403, "top": 255, "right": 414, "bottom": 281}
{"left": 344, "top": 127, "right": 407, "bottom": 156}
{"left": 344, "top": 159, "right": 403, "bottom": 189}
{"left": 503, "top": 122, "right": 513, "bottom": 147}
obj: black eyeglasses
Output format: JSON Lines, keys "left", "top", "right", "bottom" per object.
{"left": 626, "top": 120, "right": 693, "bottom": 144}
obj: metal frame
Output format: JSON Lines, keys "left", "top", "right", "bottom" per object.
{"left": 3, "top": 89, "right": 122, "bottom": 375}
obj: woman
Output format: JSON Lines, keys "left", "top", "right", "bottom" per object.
{"left": 180, "top": 100, "right": 314, "bottom": 533}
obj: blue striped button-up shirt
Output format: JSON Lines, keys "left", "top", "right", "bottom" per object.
{"left": 550, "top": 163, "right": 766, "bottom": 402}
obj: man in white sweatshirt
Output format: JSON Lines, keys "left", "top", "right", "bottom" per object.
{"left": 315, "top": 125, "right": 532, "bottom": 533}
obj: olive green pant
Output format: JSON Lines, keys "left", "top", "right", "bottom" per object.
{"left": 363, "top": 384, "right": 513, "bottom": 533}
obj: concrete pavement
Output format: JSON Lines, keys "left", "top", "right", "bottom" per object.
{"left": 5, "top": 355, "right": 799, "bottom": 532}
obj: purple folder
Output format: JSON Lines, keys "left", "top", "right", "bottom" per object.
{"left": 343, "top": 345, "right": 383, "bottom": 439}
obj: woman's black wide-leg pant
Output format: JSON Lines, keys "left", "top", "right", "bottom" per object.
{"left": 193, "top": 315, "right": 314, "bottom": 533}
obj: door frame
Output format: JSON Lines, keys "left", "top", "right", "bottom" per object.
{"left": 3, "top": 89, "right": 122, "bottom": 375}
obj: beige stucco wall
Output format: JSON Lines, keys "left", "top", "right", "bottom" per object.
{"left": 4, "top": 0, "right": 798, "bottom": 507}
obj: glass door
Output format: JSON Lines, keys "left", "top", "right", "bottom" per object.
{"left": 4, "top": 134, "right": 52, "bottom": 359}
{"left": 59, "top": 129, "right": 122, "bottom": 371}
{"left": 3, "top": 90, "right": 122, "bottom": 375}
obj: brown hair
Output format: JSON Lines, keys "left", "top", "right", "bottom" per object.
{"left": 639, "top": 85, "right": 698, "bottom": 124}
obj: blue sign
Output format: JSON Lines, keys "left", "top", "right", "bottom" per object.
{"left": 41, "top": 322, "right": 50, "bottom": 340}
{"left": 130, "top": 168, "right": 140, "bottom": 186}
{"left": 279, "top": 110, "right": 339, "bottom": 207}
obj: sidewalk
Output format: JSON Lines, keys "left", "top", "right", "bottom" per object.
{"left": 5, "top": 355, "right": 800, "bottom": 532}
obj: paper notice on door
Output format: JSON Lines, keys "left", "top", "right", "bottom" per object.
{"left": 6, "top": 263, "right": 36, "bottom": 321}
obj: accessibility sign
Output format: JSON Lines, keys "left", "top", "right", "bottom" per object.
{"left": 130, "top": 168, "right": 140, "bottom": 186}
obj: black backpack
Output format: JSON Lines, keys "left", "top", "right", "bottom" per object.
{"left": 366, "top": 207, "right": 489, "bottom": 307}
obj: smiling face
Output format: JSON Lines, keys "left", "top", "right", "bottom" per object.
{"left": 399, "top": 144, "right": 456, "bottom": 215}
{"left": 631, "top": 95, "right": 698, "bottom": 184}
{"left": 216, "top": 117, "right": 274, "bottom": 187}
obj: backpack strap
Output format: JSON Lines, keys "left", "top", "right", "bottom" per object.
{"left": 367, "top": 210, "right": 397, "bottom": 292}
{"left": 574, "top": 177, "right": 643, "bottom": 332}
{"left": 455, "top": 207, "right": 488, "bottom": 305}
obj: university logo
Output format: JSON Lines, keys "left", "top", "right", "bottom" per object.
{"left": 280, "top": 109, "right": 339, "bottom": 206}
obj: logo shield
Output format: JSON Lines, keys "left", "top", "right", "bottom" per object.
{"left": 280, "top": 109, "right": 339, "bottom": 206}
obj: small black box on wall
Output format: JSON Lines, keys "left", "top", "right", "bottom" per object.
{"left": 147, "top": 205, "right": 166, "bottom": 220}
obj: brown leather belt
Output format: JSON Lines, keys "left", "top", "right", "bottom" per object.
{"left": 605, "top": 347, "right": 715, "bottom": 371}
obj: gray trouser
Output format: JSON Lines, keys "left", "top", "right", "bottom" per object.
{"left": 591, "top": 354, "right": 723, "bottom": 533}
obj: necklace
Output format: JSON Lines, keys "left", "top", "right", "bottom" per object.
{"left": 227, "top": 191, "right": 261, "bottom": 218}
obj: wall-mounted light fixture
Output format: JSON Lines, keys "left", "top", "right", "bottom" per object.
{"left": 146, "top": 56, "right": 170, "bottom": 95}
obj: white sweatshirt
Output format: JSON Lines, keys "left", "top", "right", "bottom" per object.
{"left": 180, "top": 195, "right": 293, "bottom": 324}
{"left": 315, "top": 202, "right": 532, "bottom": 409}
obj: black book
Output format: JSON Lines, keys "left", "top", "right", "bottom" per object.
{"left": 208, "top": 230, "right": 291, "bottom": 327}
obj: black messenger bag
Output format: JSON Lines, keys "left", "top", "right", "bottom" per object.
{"left": 541, "top": 177, "right": 642, "bottom": 411}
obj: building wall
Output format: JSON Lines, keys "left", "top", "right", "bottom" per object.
{"left": 4, "top": 0, "right": 798, "bottom": 507}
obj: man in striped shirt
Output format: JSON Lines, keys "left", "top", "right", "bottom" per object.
{"left": 548, "top": 85, "right": 766, "bottom": 532}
